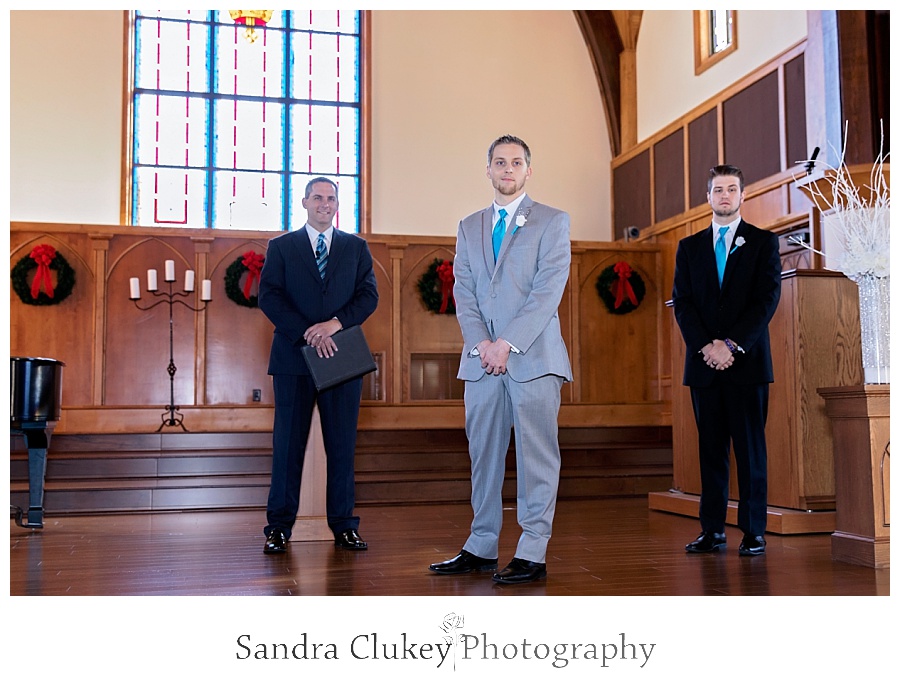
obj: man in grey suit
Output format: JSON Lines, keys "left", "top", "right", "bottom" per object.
{"left": 429, "top": 134, "right": 572, "bottom": 584}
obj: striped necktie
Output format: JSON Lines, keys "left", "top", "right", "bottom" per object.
{"left": 715, "top": 225, "right": 728, "bottom": 285}
{"left": 316, "top": 233, "right": 327, "bottom": 281}
{"left": 492, "top": 208, "right": 508, "bottom": 260}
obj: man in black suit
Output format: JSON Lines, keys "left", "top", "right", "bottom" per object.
{"left": 258, "top": 177, "right": 378, "bottom": 554}
{"left": 672, "top": 164, "right": 781, "bottom": 557}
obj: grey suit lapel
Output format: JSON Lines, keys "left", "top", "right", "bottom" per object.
{"left": 480, "top": 207, "right": 495, "bottom": 274}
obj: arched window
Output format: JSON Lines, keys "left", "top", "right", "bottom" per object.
{"left": 129, "top": 10, "right": 362, "bottom": 232}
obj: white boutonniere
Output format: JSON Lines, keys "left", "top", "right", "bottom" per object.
{"left": 515, "top": 214, "right": 527, "bottom": 228}
{"left": 730, "top": 236, "right": 745, "bottom": 254}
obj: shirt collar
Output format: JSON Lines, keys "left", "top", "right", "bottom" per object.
{"left": 493, "top": 194, "right": 526, "bottom": 225}
{"left": 306, "top": 224, "right": 334, "bottom": 249}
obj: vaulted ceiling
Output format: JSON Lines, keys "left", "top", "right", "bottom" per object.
{"left": 574, "top": 10, "right": 643, "bottom": 157}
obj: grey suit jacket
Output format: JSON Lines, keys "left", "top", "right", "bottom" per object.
{"left": 453, "top": 194, "right": 573, "bottom": 383}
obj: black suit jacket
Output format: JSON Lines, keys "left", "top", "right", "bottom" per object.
{"left": 672, "top": 220, "right": 781, "bottom": 387}
{"left": 258, "top": 228, "right": 378, "bottom": 376}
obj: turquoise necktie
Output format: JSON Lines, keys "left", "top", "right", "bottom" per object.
{"left": 492, "top": 208, "right": 508, "bottom": 260}
{"left": 316, "top": 233, "right": 327, "bottom": 281}
{"left": 715, "top": 225, "right": 728, "bottom": 285}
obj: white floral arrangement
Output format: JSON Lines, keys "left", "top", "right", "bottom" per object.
{"left": 791, "top": 123, "right": 890, "bottom": 282}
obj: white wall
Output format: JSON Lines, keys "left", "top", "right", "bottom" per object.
{"left": 370, "top": 10, "right": 610, "bottom": 241}
{"left": 8, "top": 10, "right": 612, "bottom": 241}
{"left": 636, "top": 10, "right": 808, "bottom": 142}
{"left": 10, "top": 11, "right": 125, "bottom": 225}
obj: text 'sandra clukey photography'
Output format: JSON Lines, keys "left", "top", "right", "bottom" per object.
{"left": 235, "top": 613, "right": 656, "bottom": 670}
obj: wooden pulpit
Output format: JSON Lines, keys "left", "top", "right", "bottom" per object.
{"left": 652, "top": 269, "right": 862, "bottom": 534}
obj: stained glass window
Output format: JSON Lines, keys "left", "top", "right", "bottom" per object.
{"left": 130, "top": 10, "right": 361, "bottom": 232}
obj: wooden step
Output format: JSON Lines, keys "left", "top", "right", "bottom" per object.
{"left": 10, "top": 427, "right": 673, "bottom": 514}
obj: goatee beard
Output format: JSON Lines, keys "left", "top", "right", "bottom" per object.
{"left": 495, "top": 180, "right": 522, "bottom": 197}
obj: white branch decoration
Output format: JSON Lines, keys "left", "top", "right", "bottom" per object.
{"left": 791, "top": 121, "right": 890, "bottom": 282}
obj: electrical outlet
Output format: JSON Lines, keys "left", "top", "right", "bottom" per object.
{"left": 252, "top": 389, "right": 261, "bottom": 402}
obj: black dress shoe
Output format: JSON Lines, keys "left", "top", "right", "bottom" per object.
{"left": 739, "top": 534, "right": 766, "bottom": 556}
{"left": 429, "top": 550, "right": 498, "bottom": 575}
{"left": 492, "top": 558, "right": 547, "bottom": 584}
{"left": 334, "top": 528, "right": 368, "bottom": 550}
{"left": 264, "top": 529, "right": 288, "bottom": 554}
{"left": 685, "top": 531, "right": 726, "bottom": 553}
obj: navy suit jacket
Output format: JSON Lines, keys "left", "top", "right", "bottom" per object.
{"left": 258, "top": 228, "right": 378, "bottom": 376}
{"left": 672, "top": 220, "right": 781, "bottom": 387}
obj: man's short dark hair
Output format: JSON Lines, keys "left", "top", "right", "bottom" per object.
{"left": 708, "top": 165, "right": 744, "bottom": 192}
{"left": 488, "top": 135, "right": 531, "bottom": 166}
{"left": 304, "top": 176, "right": 338, "bottom": 198}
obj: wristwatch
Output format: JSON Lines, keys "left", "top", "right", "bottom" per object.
{"left": 724, "top": 338, "right": 744, "bottom": 354}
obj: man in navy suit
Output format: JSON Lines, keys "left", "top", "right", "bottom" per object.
{"left": 258, "top": 177, "right": 378, "bottom": 554}
{"left": 672, "top": 164, "right": 781, "bottom": 557}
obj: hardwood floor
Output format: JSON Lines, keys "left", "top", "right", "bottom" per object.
{"left": 9, "top": 497, "right": 887, "bottom": 596}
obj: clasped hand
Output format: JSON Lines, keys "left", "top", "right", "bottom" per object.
{"left": 478, "top": 338, "right": 511, "bottom": 376}
{"left": 304, "top": 319, "right": 343, "bottom": 358}
{"left": 702, "top": 339, "right": 734, "bottom": 371}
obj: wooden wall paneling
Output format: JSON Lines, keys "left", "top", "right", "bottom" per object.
{"left": 10, "top": 230, "right": 96, "bottom": 408}
{"left": 612, "top": 149, "right": 651, "bottom": 236}
{"left": 190, "top": 237, "right": 213, "bottom": 405}
{"left": 653, "top": 129, "right": 686, "bottom": 224}
{"left": 784, "top": 53, "right": 809, "bottom": 169}
{"left": 105, "top": 235, "right": 197, "bottom": 410}
{"left": 722, "top": 71, "right": 782, "bottom": 185}
{"left": 90, "top": 234, "right": 112, "bottom": 405}
{"left": 11, "top": 222, "right": 671, "bottom": 434}
{"left": 688, "top": 109, "right": 718, "bottom": 209}
{"left": 203, "top": 238, "right": 273, "bottom": 406}
{"left": 836, "top": 11, "right": 882, "bottom": 163}
{"left": 362, "top": 241, "right": 394, "bottom": 403}
{"left": 395, "top": 241, "right": 461, "bottom": 403}
{"left": 740, "top": 185, "right": 790, "bottom": 228}
{"left": 577, "top": 246, "right": 660, "bottom": 405}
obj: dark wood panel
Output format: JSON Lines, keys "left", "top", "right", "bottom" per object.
{"left": 688, "top": 108, "right": 718, "bottom": 209}
{"left": 613, "top": 149, "right": 651, "bottom": 234}
{"left": 653, "top": 129, "right": 685, "bottom": 223}
{"left": 784, "top": 53, "right": 809, "bottom": 169}
{"left": 723, "top": 72, "right": 781, "bottom": 185}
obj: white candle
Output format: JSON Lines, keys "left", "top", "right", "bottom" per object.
{"left": 147, "top": 269, "right": 158, "bottom": 292}
{"left": 165, "top": 260, "right": 176, "bottom": 282}
{"left": 201, "top": 279, "right": 212, "bottom": 301}
{"left": 184, "top": 270, "right": 195, "bottom": 292}
{"left": 129, "top": 277, "right": 141, "bottom": 300}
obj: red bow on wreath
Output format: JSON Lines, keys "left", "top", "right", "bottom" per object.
{"left": 611, "top": 261, "right": 638, "bottom": 309}
{"left": 437, "top": 260, "right": 455, "bottom": 313}
{"left": 29, "top": 244, "right": 57, "bottom": 299}
{"left": 241, "top": 250, "right": 265, "bottom": 299}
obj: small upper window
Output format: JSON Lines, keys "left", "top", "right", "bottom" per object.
{"left": 694, "top": 10, "right": 737, "bottom": 75}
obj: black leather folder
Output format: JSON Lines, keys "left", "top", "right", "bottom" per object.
{"left": 301, "top": 325, "right": 377, "bottom": 391}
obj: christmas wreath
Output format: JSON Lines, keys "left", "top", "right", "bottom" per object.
{"left": 416, "top": 258, "right": 456, "bottom": 314}
{"left": 11, "top": 244, "right": 76, "bottom": 306}
{"left": 225, "top": 250, "right": 265, "bottom": 308}
{"left": 595, "top": 261, "right": 645, "bottom": 315}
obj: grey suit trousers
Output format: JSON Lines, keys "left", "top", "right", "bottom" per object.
{"left": 463, "top": 371, "right": 563, "bottom": 563}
